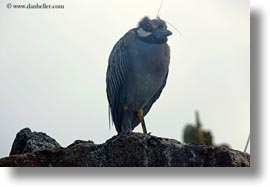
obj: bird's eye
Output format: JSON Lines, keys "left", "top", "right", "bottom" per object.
{"left": 145, "top": 27, "right": 153, "bottom": 32}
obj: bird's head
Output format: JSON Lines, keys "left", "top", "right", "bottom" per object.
{"left": 136, "top": 17, "right": 172, "bottom": 44}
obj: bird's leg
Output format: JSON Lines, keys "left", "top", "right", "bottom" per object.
{"left": 122, "top": 105, "right": 132, "bottom": 133}
{"left": 138, "top": 109, "right": 147, "bottom": 134}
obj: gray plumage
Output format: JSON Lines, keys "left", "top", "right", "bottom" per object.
{"left": 106, "top": 17, "right": 172, "bottom": 133}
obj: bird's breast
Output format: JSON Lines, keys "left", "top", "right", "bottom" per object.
{"left": 125, "top": 41, "right": 170, "bottom": 110}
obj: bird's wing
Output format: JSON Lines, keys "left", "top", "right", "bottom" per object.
{"left": 132, "top": 70, "right": 169, "bottom": 129}
{"left": 106, "top": 35, "right": 132, "bottom": 131}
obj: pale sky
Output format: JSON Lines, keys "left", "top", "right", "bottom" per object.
{"left": 0, "top": 0, "right": 250, "bottom": 157}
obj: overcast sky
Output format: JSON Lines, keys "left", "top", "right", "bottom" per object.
{"left": 0, "top": 0, "right": 249, "bottom": 157}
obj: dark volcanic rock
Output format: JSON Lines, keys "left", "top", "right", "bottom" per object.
{"left": 0, "top": 129, "right": 250, "bottom": 167}
{"left": 9, "top": 128, "right": 61, "bottom": 155}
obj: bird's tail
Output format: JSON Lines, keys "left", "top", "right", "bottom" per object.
{"left": 108, "top": 105, "right": 112, "bottom": 130}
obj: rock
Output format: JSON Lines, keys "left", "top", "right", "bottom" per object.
{"left": 67, "top": 140, "right": 94, "bottom": 148}
{"left": 9, "top": 128, "right": 61, "bottom": 155}
{"left": 0, "top": 129, "right": 250, "bottom": 167}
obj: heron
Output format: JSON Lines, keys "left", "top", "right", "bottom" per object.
{"left": 106, "top": 16, "right": 172, "bottom": 134}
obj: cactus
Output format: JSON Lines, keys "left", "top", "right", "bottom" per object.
{"left": 183, "top": 111, "right": 227, "bottom": 147}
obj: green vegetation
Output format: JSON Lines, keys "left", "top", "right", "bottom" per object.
{"left": 183, "top": 111, "right": 230, "bottom": 148}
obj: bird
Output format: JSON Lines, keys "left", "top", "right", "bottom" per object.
{"left": 106, "top": 16, "right": 172, "bottom": 134}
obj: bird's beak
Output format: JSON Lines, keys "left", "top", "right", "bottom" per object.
{"left": 153, "top": 28, "right": 172, "bottom": 37}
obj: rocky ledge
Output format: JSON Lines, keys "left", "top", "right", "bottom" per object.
{"left": 0, "top": 128, "right": 250, "bottom": 167}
